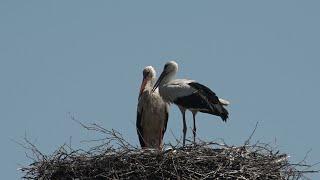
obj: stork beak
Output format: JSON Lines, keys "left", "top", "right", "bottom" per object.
{"left": 152, "top": 71, "right": 166, "bottom": 92}
{"left": 139, "top": 78, "right": 148, "bottom": 98}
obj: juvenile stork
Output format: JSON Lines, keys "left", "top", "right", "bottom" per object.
{"left": 137, "top": 66, "right": 169, "bottom": 149}
{"left": 152, "top": 61, "right": 229, "bottom": 146}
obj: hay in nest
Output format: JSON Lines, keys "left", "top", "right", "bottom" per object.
{"left": 20, "top": 122, "right": 318, "bottom": 179}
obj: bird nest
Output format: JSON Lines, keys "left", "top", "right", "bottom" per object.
{"left": 20, "top": 122, "right": 318, "bottom": 180}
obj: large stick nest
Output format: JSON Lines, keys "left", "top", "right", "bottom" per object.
{"left": 20, "top": 121, "right": 318, "bottom": 179}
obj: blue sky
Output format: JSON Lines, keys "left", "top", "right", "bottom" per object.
{"left": 1, "top": 1, "right": 319, "bottom": 179}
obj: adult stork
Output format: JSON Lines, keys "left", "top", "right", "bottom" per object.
{"left": 137, "top": 66, "right": 169, "bottom": 149}
{"left": 152, "top": 61, "right": 229, "bottom": 146}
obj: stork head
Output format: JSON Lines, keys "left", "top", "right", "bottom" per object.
{"left": 152, "top": 61, "right": 178, "bottom": 92}
{"left": 163, "top": 61, "right": 178, "bottom": 75}
{"left": 143, "top": 66, "right": 156, "bottom": 80}
{"left": 139, "top": 66, "right": 156, "bottom": 98}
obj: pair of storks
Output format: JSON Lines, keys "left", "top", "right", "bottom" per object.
{"left": 137, "top": 61, "right": 229, "bottom": 149}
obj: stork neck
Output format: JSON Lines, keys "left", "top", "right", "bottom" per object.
{"left": 145, "top": 78, "right": 156, "bottom": 90}
{"left": 160, "top": 73, "right": 174, "bottom": 86}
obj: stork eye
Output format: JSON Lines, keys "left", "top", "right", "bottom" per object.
{"left": 143, "top": 71, "right": 150, "bottom": 78}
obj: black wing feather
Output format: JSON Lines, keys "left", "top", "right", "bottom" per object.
{"left": 174, "top": 93, "right": 211, "bottom": 110}
{"left": 188, "top": 82, "right": 220, "bottom": 105}
{"left": 136, "top": 108, "right": 145, "bottom": 148}
{"left": 188, "top": 82, "right": 229, "bottom": 121}
{"left": 162, "top": 105, "right": 169, "bottom": 138}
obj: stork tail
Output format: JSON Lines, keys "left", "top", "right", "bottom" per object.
{"left": 220, "top": 106, "right": 229, "bottom": 122}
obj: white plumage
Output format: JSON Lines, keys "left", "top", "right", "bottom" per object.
{"left": 159, "top": 79, "right": 196, "bottom": 102}
{"left": 152, "top": 61, "right": 229, "bottom": 146}
{"left": 137, "top": 66, "right": 169, "bottom": 149}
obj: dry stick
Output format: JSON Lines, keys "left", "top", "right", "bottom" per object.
{"left": 69, "top": 113, "right": 136, "bottom": 150}
{"left": 244, "top": 121, "right": 259, "bottom": 146}
{"left": 19, "top": 121, "right": 318, "bottom": 179}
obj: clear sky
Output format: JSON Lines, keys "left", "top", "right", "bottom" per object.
{"left": 1, "top": 1, "right": 319, "bottom": 179}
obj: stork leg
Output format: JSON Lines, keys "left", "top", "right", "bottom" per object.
{"left": 158, "top": 128, "right": 161, "bottom": 150}
{"left": 182, "top": 111, "right": 187, "bottom": 147}
{"left": 179, "top": 106, "right": 187, "bottom": 147}
{"left": 192, "top": 111, "right": 197, "bottom": 144}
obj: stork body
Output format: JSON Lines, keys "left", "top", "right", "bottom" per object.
{"left": 137, "top": 66, "right": 169, "bottom": 149}
{"left": 152, "top": 61, "right": 229, "bottom": 146}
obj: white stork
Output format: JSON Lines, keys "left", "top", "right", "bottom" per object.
{"left": 137, "top": 66, "right": 169, "bottom": 149}
{"left": 152, "top": 61, "right": 229, "bottom": 146}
